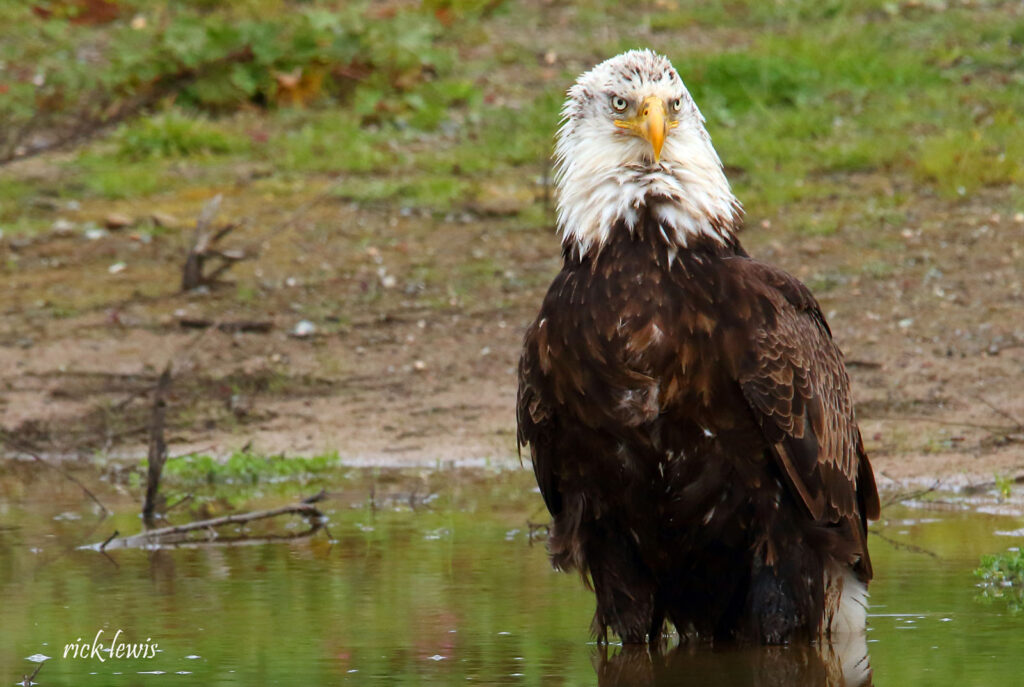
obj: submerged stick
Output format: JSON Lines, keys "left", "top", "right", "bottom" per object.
{"left": 20, "top": 659, "right": 44, "bottom": 687}
{"left": 84, "top": 499, "right": 324, "bottom": 551}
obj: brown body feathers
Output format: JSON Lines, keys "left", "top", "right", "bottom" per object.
{"left": 516, "top": 213, "right": 879, "bottom": 644}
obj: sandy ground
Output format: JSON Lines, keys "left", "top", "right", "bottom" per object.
{"left": 1, "top": 168, "right": 1022, "bottom": 490}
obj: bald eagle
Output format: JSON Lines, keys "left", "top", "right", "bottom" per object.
{"left": 516, "top": 50, "right": 879, "bottom": 646}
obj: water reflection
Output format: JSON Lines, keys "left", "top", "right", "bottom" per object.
{"left": 596, "top": 635, "right": 871, "bottom": 687}
{"left": 4, "top": 466, "right": 1024, "bottom": 685}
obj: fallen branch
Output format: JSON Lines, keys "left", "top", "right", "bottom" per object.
{"left": 178, "top": 318, "right": 273, "bottom": 333}
{"left": 85, "top": 499, "right": 324, "bottom": 551}
{"left": 119, "top": 528, "right": 323, "bottom": 551}
{"left": 844, "top": 359, "right": 883, "bottom": 370}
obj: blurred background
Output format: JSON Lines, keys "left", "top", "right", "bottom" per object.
{"left": 1, "top": 0, "right": 1023, "bottom": 497}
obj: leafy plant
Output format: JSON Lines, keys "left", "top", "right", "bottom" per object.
{"left": 975, "top": 549, "right": 1024, "bottom": 613}
{"left": 0, "top": 2, "right": 473, "bottom": 163}
{"left": 995, "top": 474, "right": 1014, "bottom": 501}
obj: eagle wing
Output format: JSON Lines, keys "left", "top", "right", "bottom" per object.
{"left": 516, "top": 317, "right": 562, "bottom": 517}
{"left": 731, "top": 260, "right": 879, "bottom": 567}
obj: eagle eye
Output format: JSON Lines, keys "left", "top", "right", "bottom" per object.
{"left": 671, "top": 98, "right": 682, "bottom": 112}
{"left": 610, "top": 95, "right": 628, "bottom": 112}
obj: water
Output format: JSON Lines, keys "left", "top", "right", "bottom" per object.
{"left": 2, "top": 464, "right": 1024, "bottom": 686}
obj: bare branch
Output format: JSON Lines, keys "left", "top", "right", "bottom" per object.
{"left": 85, "top": 499, "right": 325, "bottom": 551}
{"left": 142, "top": 363, "right": 172, "bottom": 528}
{"left": 182, "top": 196, "right": 251, "bottom": 291}
{"left": 20, "top": 659, "right": 45, "bottom": 687}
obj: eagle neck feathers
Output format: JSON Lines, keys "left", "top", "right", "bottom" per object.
{"left": 554, "top": 137, "right": 743, "bottom": 261}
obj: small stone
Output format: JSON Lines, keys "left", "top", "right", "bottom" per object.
{"left": 84, "top": 227, "right": 108, "bottom": 241}
{"left": 52, "top": 218, "right": 75, "bottom": 235}
{"left": 108, "top": 261, "right": 127, "bottom": 274}
{"left": 413, "top": 360, "right": 427, "bottom": 372}
{"left": 104, "top": 213, "right": 133, "bottom": 230}
{"left": 292, "top": 320, "right": 316, "bottom": 338}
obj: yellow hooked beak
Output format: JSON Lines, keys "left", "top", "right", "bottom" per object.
{"left": 614, "top": 95, "right": 678, "bottom": 163}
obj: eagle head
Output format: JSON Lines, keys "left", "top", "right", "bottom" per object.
{"left": 554, "top": 49, "right": 742, "bottom": 257}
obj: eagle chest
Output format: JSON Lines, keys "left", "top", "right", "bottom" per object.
{"left": 551, "top": 256, "right": 726, "bottom": 430}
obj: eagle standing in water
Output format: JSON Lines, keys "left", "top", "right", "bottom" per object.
{"left": 516, "top": 50, "right": 879, "bottom": 645}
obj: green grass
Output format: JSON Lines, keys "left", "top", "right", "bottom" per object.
{"left": 142, "top": 450, "right": 343, "bottom": 486}
{"left": 2, "top": 0, "right": 1023, "bottom": 236}
{"left": 113, "top": 110, "right": 250, "bottom": 160}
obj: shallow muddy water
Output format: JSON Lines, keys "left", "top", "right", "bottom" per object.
{"left": 2, "top": 465, "right": 1024, "bottom": 686}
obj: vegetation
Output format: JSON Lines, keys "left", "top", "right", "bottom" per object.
{"left": 975, "top": 549, "right": 1024, "bottom": 614}
{"left": 138, "top": 450, "right": 343, "bottom": 486}
{"left": 3, "top": 0, "right": 1023, "bottom": 238}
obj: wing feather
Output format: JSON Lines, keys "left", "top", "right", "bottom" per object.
{"left": 731, "top": 260, "right": 879, "bottom": 572}
{"left": 517, "top": 319, "right": 562, "bottom": 516}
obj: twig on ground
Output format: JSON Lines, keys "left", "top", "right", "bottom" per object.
{"left": 178, "top": 318, "right": 273, "bottom": 333}
{"left": 181, "top": 195, "right": 251, "bottom": 291}
{"left": 844, "top": 359, "right": 883, "bottom": 370}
